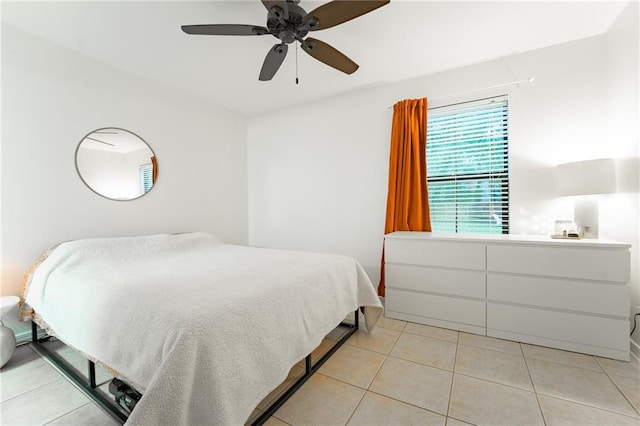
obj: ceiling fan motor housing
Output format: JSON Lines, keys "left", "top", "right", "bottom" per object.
{"left": 267, "top": 3, "right": 310, "bottom": 44}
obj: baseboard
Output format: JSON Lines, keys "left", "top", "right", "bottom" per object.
{"left": 15, "top": 328, "right": 47, "bottom": 345}
{"left": 15, "top": 330, "right": 31, "bottom": 344}
{"left": 631, "top": 338, "right": 640, "bottom": 361}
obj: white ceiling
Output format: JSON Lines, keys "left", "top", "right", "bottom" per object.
{"left": 81, "top": 128, "right": 152, "bottom": 154}
{"left": 2, "top": 1, "right": 629, "bottom": 117}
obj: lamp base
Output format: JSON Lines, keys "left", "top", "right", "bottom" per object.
{"left": 574, "top": 198, "right": 599, "bottom": 239}
{"left": 580, "top": 225, "right": 599, "bottom": 239}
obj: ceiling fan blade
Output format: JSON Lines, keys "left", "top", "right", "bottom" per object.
{"left": 301, "top": 37, "right": 358, "bottom": 75}
{"left": 302, "top": 0, "right": 389, "bottom": 31}
{"left": 261, "top": 0, "right": 289, "bottom": 20}
{"left": 181, "top": 24, "right": 269, "bottom": 36}
{"left": 259, "top": 43, "right": 289, "bottom": 81}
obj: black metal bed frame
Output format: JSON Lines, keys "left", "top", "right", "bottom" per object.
{"left": 30, "top": 309, "right": 359, "bottom": 425}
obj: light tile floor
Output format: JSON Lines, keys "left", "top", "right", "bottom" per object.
{"left": 1, "top": 316, "right": 639, "bottom": 425}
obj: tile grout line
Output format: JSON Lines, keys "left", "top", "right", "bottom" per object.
{"left": 362, "top": 347, "right": 388, "bottom": 390}
{"left": 521, "top": 345, "right": 548, "bottom": 426}
{"left": 536, "top": 392, "right": 640, "bottom": 422}
{"left": 0, "top": 379, "right": 59, "bottom": 406}
{"left": 452, "top": 371, "right": 539, "bottom": 394}
{"left": 358, "top": 325, "right": 403, "bottom": 392}
{"left": 344, "top": 326, "right": 403, "bottom": 356}
{"left": 593, "top": 357, "right": 640, "bottom": 418}
{"left": 384, "top": 351, "right": 456, "bottom": 374}
{"left": 271, "top": 413, "right": 294, "bottom": 425}
{"left": 42, "top": 401, "right": 93, "bottom": 426}
{"left": 0, "top": 347, "right": 67, "bottom": 405}
{"left": 527, "top": 355, "right": 640, "bottom": 420}
{"left": 362, "top": 387, "right": 450, "bottom": 420}
{"left": 401, "top": 331, "right": 458, "bottom": 344}
{"left": 456, "top": 340, "right": 523, "bottom": 357}
{"left": 444, "top": 331, "right": 461, "bottom": 419}
{"left": 342, "top": 385, "right": 367, "bottom": 426}
{"left": 520, "top": 350, "right": 605, "bottom": 374}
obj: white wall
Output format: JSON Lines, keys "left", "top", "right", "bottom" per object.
{"left": 1, "top": 25, "right": 249, "bottom": 296}
{"left": 76, "top": 146, "right": 151, "bottom": 200}
{"left": 604, "top": 1, "right": 640, "bottom": 346}
{"left": 248, "top": 6, "right": 639, "bottom": 307}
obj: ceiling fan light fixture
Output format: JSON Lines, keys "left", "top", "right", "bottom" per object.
{"left": 278, "top": 30, "right": 296, "bottom": 44}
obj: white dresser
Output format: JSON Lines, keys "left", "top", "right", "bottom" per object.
{"left": 384, "top": 231, "right": 631, "bottom": 361}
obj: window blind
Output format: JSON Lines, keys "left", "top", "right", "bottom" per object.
{"left": 139, "top": 163, "right": 153, "bottom": 194}
{"left": 427, "top": 96, "right": 509, "bottom": 234}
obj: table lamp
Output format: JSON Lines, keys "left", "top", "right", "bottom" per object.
{"left": 556, "top": 158, "right": 617, "bottom": 238}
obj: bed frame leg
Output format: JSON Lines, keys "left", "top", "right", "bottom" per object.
{"left": 31, "top": 321, "right": 38, "bottom": 343}
{"left": 304, "top": 355, "right": 312, "bottom": 375}
{"left": 88, "top": 361, "right": 97, "bottom": 388}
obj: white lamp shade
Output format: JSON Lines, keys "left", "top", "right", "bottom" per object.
{"left": 556, "top": 158, "right": 617, "bottom": 196}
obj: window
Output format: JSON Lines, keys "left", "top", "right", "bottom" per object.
{"left": 139, "top": 163, "right": 153, "bottom": 194}
{"left": 426, "top": 96, "right": 509, "bottom": 234}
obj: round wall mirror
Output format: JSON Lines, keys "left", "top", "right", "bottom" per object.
{"left": 75, "top": 128, "right": 157, "bottom": 201}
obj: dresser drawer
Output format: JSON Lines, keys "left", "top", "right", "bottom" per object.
{"left": 387, "top": 288, "right": 485, "bottom": 327}
{"left": 385, "top": 238, "right": 485, "bottom": 270}
{"left": 487, "top": 303, "right": 629, "bottom": 353}
{"left": 487, "top": 273, "right": 629, "bottom": 317}
{"left": 486, "top": 245, "right": 630, "bottom": 282}
{"left": 386, "top": 264, "right": 485, "bottom": 298}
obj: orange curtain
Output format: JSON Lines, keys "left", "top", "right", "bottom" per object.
{"left": 378, "top": 98, "right": 432, "bottom": 296}
{"left": 151, "top": 156, "right": 158, "bottom": 184}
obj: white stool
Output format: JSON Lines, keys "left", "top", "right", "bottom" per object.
{"left": 1, "top": 296, "right": 20, "bottom": 368}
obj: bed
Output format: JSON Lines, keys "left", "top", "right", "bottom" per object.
{"left": 20, "top": 232, "right": 383, "bottom": 425}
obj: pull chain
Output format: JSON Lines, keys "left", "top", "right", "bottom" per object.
{"left": 295, "top": 42, "right": 299, "bottom": 85}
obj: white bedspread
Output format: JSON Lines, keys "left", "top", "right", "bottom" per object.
{"left": 22, "top": 233, "right": 383, "bottom": 425}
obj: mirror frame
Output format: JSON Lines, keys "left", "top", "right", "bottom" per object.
{"left": 75, "top": 127, "right": 157, "bottom": 201}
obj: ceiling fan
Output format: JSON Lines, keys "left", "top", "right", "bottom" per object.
{"left": 181, "top": 0, "right": 390, "bottom": 81}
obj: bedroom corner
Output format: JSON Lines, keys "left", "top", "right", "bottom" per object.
{"left": 1, "top": 24, "right": 249, "bottom": 297}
